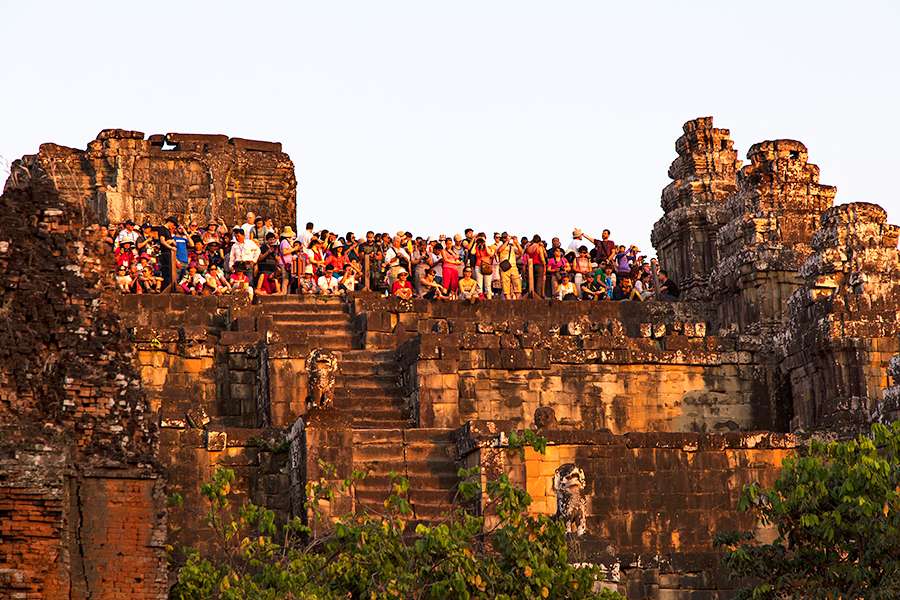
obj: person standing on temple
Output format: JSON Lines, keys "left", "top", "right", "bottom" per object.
{"left": 157, "top": 217, "right": 178, "bottom": 290}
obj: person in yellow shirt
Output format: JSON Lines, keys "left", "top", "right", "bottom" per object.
{"left": 458, "top": 267, "right": 482, "bottom": 302}
{"left": 496, "top": 232, "right": 522, "bottom": 299}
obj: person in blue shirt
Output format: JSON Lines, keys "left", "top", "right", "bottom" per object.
{"left": 173, "top": 228, "right": 192, "bottom": 278}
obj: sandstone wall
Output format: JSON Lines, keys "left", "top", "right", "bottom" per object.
{"left": 4, "top": 129, "right": 297, "bottom": 227}
{"left": 459, "top": 423, "right": 795, "bottom": 597}
{"left": 111, "top": 294, "right": 292, "bottom": 550}
{"left": 354, "top": 296, "right": 771, "bottom": 433}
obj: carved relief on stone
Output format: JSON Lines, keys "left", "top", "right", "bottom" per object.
{"left": 534, "top": 406, "right": 557, "bottom": 430}
{"left": 306, "top": 348, "right": 338, "bottom": 409}
{"left": 553, "top": 463, "right": 587, "bottom": 536}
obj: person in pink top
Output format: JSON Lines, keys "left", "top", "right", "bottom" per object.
{"left": 546, "top": 247, "right": 569, "bottom": 297}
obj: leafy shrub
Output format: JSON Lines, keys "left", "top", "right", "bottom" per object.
{"left": 716, "top": 422, "right": 900, "bottom": 599}
{"left": 171, "top": 459, "right": 622, "bottom": 599}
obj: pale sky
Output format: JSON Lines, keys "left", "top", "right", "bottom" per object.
{"left": 2, "top": 1, "right": 899, "bottom": 254}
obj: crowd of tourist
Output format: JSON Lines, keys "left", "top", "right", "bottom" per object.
{"left": 104, "top": 213, "right": 681, "bottom": 302}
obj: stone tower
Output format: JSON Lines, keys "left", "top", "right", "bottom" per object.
{"left": 780, "top": 202, "right": 900, "bottom": 431}
{"left": 710, "top": 139, "right": 836, "bottom": 336}
{"left": 651, "top": 117, "right": 741, "bottom": 299}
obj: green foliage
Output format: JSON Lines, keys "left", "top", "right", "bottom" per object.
{"left": 171, "top": 463, "right": 623, "bottom": 599}
{"left": 507, "top": 429, "right": 549, "bottom": 457}
{"left": 716, "top": 422, "right": 900, "bottom": 599}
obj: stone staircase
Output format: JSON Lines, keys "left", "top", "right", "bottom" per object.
{"left": 257, "top": 296, "right": 408, "bottom": 428}
{"left": 336, "top": 350, "right": 409, "bottom": 428}
{"left": 351, "top": 429, "right": 459, "bottom": 522}
{"left": 258, "top": 295, "right": 358, "bottom": 349}
{"left": 255, "top": 296, "right": 459, "bottom": 523}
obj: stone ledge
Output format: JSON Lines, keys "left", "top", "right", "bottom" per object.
{"left": 455, "top": 420, "right": 803, "bottom": 457}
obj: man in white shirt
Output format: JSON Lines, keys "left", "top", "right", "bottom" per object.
{"left": 240, "top": 212, "right": 255, "bottom": 240}
{"left": 115, "top": 220, "right": 140, "bottom": 247}
{"left": 228, "top": 228, "right": 260, "bottom": 279}
{"left": 384, "top": 236, "right": 410, "bottom": 287}
{"left": 317, "top": 265, "right": 341, "bottom": 295}
{"left": 298, "top": 222, "right": 314, "bottom": 249}
{"left": 567, "top": 228, "right": 596, "bottom": 253}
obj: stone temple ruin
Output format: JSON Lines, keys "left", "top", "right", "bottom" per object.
{"left": 1, "top": 118, "right": 899, "bottom": 598}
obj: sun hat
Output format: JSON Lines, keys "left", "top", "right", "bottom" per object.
{"left": 281, "top": 226, "right": 295, "bottom": 237}
{"left": 573, "top": 228, "right": 583, "bottom": 237}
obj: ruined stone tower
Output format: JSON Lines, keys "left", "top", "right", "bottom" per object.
{"left": 651, "top": 117, "right": 741, "bottom": 299}
{"left": 4, "top": 129, "right": 297, "bottom": 227}
{"left": 711, "top": 139, "right": 837, "bottom": 336}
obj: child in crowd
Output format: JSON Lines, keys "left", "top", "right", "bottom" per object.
{"left": 229, "top": 262, "right": 253, "bottom": 299}
{"left": 299, "top": 271, "right": 318, "bottom": 295}
{"left": 204, "top": 264, "right": 230, "bottom": 295}
{"left": 557, "top": 272, "right": 578, "bottom": 301}
{"left": 179, "top": 265, "right": 205, "bottom": 295}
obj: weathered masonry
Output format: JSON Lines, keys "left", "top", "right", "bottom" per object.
{"left": 1, "top": 120, "right": 898, "bottom": 599}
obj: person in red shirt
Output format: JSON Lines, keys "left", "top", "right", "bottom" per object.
{"left": 115, "top": 240, "right": 137, "bottom": 268}
{"left": 391, "top": 269, "right": 414, "bottom": 299}
{"left": 592, "top": 229, "right": 617, "bottom": 263}
{"left": 524, "top": 235, "right": 548, "bottom": 298}
{"left": 255, "top": 271, "right": 281, "bottom": 295}
{"left": 325, "top": 244, "right": 349, "bottom": 276}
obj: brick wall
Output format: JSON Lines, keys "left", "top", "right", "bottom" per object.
{"left": 0, "top": 449, "right": 69, "bottom": 599}
{"left": 70, "top": 474, "right": 167, "bottom": 599}
{"left": 0, "top": 172, "right": 164, "bottom": 596}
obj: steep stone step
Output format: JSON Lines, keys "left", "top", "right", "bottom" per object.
{"left": 352, "top": 417, "right": 410, "bottom": 429}
{"left": 265, "top": 305, "right": 348, "bottom": 317}
{"left": 339, "top": 362, "right": 400, "bottom": 377}
{"left": 271, "top": 314, "right": 351, "bottom": 325}
{"left": 335, "top": 399, "right": 406, "bottom": 425}
{"left": 352, "top": 429, "right": 405, "bottom": 445}
{"left": 273, "top": 332, "right": 356, "bottom": 349}
{"left": 272, "top": 323, "right": 356, "bottom": 337}
{"left": 258, "top": 295, "right": 345, "bottom": 306}
{"left": 350, "top": 428, "right": 459, "bottom": 521}
{"left": 338, "top": 405, "right": 407, "bottom": 427}
{"left": 334, "top": 376, "right": 400, "bottom": 390}
{"left": 406, "top": 444, "right": 456, "bottom": 470}
{"left": 335, "top": 383, "right": 401, "bottom": 395}
{"left": 360, "top": 472, "right": 460, "bottom": 491}
{"left": 265, "top": 304, "right": 351, "bottom": 319}
{"left": 341, "top": 349, "right": 396, "bottom": 361}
